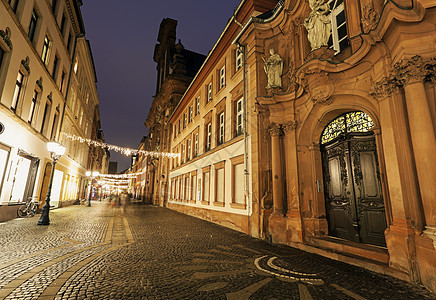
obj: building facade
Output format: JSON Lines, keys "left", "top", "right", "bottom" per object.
{"left": 151, "top": 0, "right": 436, "bottom": 292}
{"left": 144, "top": 18, "right": 206, "bottom": 206}
{"left": 0, "top": 0, "right": 103, "bottom": 220}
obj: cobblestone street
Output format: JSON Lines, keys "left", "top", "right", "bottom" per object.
{"left": 0, "top": 202, "right": 434, "bottom": 300}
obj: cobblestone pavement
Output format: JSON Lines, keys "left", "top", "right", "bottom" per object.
{"left": 0, "top": 202, "right": 434, "bottom": 300}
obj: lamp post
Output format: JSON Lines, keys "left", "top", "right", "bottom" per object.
{"left": 85, "top": 171, "right": 99, "bottom": 207}
{"left": 38, "top": 142, "right": 65, "bottom": 226}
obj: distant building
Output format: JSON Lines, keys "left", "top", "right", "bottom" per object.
{"left": 145, "top": 0, "right": 436, "bottom": 293}
{"left": 142, "top": 18, "right": 206, "bottom": 206}
{"left": 108, "top": 161, "right": 118, "bottom": 174}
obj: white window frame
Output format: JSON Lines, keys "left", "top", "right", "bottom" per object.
{"left": 11, "top": 71, "right": 24, "bottom": 112}
{"left": 194, "top": 133, "right": 198, "bottom": 157}
{"left": 219, "top": 66, "right": 225, "bottom": 89}
{"left": 219, "top": 112, "right": 225, "bottom": 145}
{"left": 187, "top": 139, "right": 191, "bottom": 161}
{"left": 206, "top": 123, "right": 212, "bottom": 151}
{"left": 42, "top": 35, "right": 51, "bottom": 66}
{"left": 236, "top": 98, "right": 243, "bottom": 136}
{"left": 196, "top": 96, "right": 200, "bottom": 115}
{"left": 236, "top": 48, "right": 243, "bottom": 71}
{"left": 328, "top": 1, "right": 347, "bottom": 53}
{"left": 189, "top": 106, "right": 193, "bottom": 122}
{"left": 207, "top": 82, "right": 212, "bottom": 102}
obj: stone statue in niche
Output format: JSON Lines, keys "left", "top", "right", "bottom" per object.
{"left": 263, "top": 49, "right": 283, "bottom": 89}
{"left": 304, "top": 0, "right": 332, "bottom": 50}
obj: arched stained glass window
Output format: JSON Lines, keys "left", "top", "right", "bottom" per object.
{"left": 321, "top": 111, "right": 374, "bottom": 144}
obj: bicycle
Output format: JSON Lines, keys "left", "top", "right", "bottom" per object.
{"left": 17, "top": 197, "right": 39, "bottom": 218}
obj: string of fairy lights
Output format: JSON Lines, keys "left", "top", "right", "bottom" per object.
{"left": 63, "top": 133, "right": 180, "bottom": 158}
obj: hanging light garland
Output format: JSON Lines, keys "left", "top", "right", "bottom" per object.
{"left": 63, "top": 133, "right": 180, "bottom": 158}
{"left": 99, "top": 172, "right": 142, "bottom": 179}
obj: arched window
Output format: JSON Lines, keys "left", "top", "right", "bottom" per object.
{"left": 327, "top": 0, "right": 349, "bottom": 53}
{"left": 321, "top": 111, "right": 374, "bottom": 144}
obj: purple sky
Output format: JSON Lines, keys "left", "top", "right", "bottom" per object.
{"left": 80, "top": 0, "right": 242, "bottom": 171}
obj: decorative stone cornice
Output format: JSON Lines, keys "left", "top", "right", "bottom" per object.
{"left": 282, "top": 121, "right": 297, "bottom": 133}
{"left": 0, "top": 27, "right": 12, "bottom": 51}
{"left": 20, "top": 57, "right": 30, "bottom": 75}
{"left": 268, "top": 123, "right": 283, "bottom": 137}
{"left": 371, "top": 56, "right": 436, "bottom": 98}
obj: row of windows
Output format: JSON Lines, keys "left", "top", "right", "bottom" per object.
{"left": 9, "top": 0, "right": 75, "bottom": 94}
{"left": 173, "top": 98, "right": 244, "bottom": 168}
{"left": 173, "top": 47, "right": 245, "bottom": 139}
{"left": 170, "top": 156, "right": 245, "bottom": 207}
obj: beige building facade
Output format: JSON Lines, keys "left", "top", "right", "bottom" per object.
{"left": 0, "top": 0, "right": 103, "bottom": 219}
{"left": 159, "top": 0, "right": 436, "bottom": 292}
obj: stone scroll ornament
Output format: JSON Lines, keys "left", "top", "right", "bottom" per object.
{"left": 263, "top": 49, "right": 284, "bottom": 89}
{"left": 304, "top": 0, "right": 332, "bottom": 50}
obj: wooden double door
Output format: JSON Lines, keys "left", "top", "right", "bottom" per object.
{"left": 321, "top": 133, "right": 387, "bottom": 247}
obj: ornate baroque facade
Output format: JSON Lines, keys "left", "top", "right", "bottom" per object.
{"left": 146, "top": 0, "right": 436, "bottom": 292}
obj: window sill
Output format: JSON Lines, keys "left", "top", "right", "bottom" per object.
{"left": 230, "top": 203, "right": 246, "bottom": 209}
{"left": 213, "top": 201, "right": 225, "bottom": 207}
{"left": 189, "top": 200, "right": 196, "bottom": 204}
{"left": 201, "top": 201, "right": 209, "bottom": 205}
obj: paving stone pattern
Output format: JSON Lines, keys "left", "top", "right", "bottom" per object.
{"left": 0, "top": 202, "right": 434, "bottom": 299}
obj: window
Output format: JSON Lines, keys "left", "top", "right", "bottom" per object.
{"left": 73, "top": 56, "right": 78, "bottom": 73}
{"left": 60, "top": 71, "right": 66, "bottom": 92}
{"left": 174, "top": 124, "right": 177, "bottom": 138}
{"left": 219, "top": 66, "right": 225, "bottom": 89}
{"left": 42, "top": 35, "right": 51, "bottom": 66}
{"left": 50, "top": 112, "right": 59, "bottom": 140}
{"left": 8, "top": 0, "right": 19, "bottom": 13}
{"left": 28, "top": 9, "right": 38, "bottom": 42}
{"left": 196, "top": 96, "right": 200, "bottom": 115}
{"left": 52, "top": 55, "right": 59, "bottom": 79}
{"left": 194, "top": 133, "right": 198, "bottom": 157}
{"left": 236, "top": 98, "right": 243, "bottom": 136}
{"left": 202, "top": 166, "right": 210, "bottom": 203}
{"left": 52, "top": 0, "right": 58, "bottom": 14}
{"left": 205, "top": 123, "right": 212, "bottom": 151}
{"left": 67, "top": 33, "right": 73, "bottom": 53}
{"left": 189, "top": 106, "right": 193, "bottom": 123}
{"left": 321, "top": 111, "right": 374, "bottom": 144}
{"left": 181, "top": 143, "right": 185, "bottom": 163}
{"left": 40, "top": 101, "right": 51, "bottom": 135}
{"left": 207, "top": 82, "right": 212, "bottom": 103}
{"left": 185, "top": 175, "right": 190, "bottom": 201}
{"left": 236, "top": 48, "right": 243, "bottom": 72}
{"left": 60, "top": 14, "right": 66, "bottom": 36}
{"left": 218, "top": 112, "right": 225, "bottom": 145}
{"left": 28, "top": 90, "right": 38, "bottom": 124}
{"left": 187, "top": 139, "right": 191, "bottom": 161}
{"left": 191, "top": 172, "right": 197, "bottom": 201}
{"left": 328, "top": 0, "right": 348, "bottom": 53}
{"left": 11, "top": 71, "right": 24, "bottom": 112}
{"left": 231, "top": 155, "right": 245, "bottom": 206}
{"left": 183, "top": 113, "right": 187, "bottom": 128}
{"left": 214, "top": 161, "right": 225, "bottom": 204}
{"left": 178, "top": 119, "right": 182, "bottom": 133}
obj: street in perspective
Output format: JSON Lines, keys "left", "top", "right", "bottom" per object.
{"left": 0, "top": 201, "right": 434, "bottom": 299}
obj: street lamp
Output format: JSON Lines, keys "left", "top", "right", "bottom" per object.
{"left": 37, "top": 142, "right": 65, "bottom": 226}
{"left": 85, "top": 171, "right": 99, "bottom": 207}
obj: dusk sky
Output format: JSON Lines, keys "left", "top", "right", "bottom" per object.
{"left": 80, "top": 0, "right": 242, "bottom": 171}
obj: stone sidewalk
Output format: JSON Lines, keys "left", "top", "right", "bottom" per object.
{"left": 0, "top": 202, "right": 434, "bottom": 299}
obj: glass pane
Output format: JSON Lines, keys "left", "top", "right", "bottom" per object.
{"left": 337, "top": 24, "right": 347, "bottom": 40}
{"left": 346, "top": 111, "right": 374, "bottom": 133}
{"left": 0, "top": 148, "right": 9, "bottom": 189}
{"left": 321, "top": 115, "right": 346, "bottom": 144}
{"left": 336, "top": 10, "right": 346, "bottom": 26}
